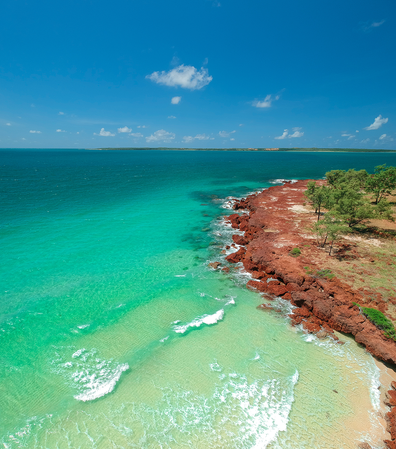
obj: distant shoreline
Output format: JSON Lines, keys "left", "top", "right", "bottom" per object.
{"left": 90, "top": 147, "right": 396, "bottom": 153}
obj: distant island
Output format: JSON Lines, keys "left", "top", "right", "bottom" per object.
{"left": 92, "top": 147, "right": 396, "bottom": 153}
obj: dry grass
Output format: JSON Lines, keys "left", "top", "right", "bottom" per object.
{"left": 298, "top": 190, "right": 396, "bottom": 319}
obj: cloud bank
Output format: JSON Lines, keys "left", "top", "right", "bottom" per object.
{"left": 364, "top": 115, "right": 388, "bottom": 130}
{"left": 146, "top": 65, "right": 212, "bottom": 90}
{"left": 146, "top": 129, "right": 175, "bottom": 143}
{"left": 118, "top": 126, "right": 132, "bottom": 133}
{"left": 183, "top": 134, "right": 213, "bottom": 143}
{"left": 219, "top": 130, "right": 236, "bottom": 138}
{"left": 275, "top": 128, "right": 304, "bottom": 139}
{"left": 253, "top": 94, "right": 280, "bottom": 108}
{"left": 94, "top": 128, "right": 115, "bottom": 137}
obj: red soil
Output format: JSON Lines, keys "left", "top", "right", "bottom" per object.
{"left": 223, "top": 180, "right": 396, "bottom": 364}
{"left": 222, "top": 179, "right": 396, "bottom": 447}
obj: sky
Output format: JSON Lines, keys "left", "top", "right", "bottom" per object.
{"left": 0, "top": 0, "right": 395, "bottom": 149}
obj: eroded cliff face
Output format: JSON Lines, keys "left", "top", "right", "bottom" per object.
{"left": 223, "top": 180, "right": 396, "bottom": 365}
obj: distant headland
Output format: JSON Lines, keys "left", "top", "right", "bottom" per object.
{"left": 91, "top": 147, "right": 396, "bottom": 153}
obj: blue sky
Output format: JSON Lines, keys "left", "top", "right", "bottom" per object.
{"left": 1, "top": 0, "right": 395, "bottom": 149}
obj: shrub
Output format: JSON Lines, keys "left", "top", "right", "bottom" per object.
{"left": 316, "top": 269, "right": 334, "bottom": 279}
{"left": 354, "top": 304, "right": 396, "bottom": 341}
{"left": 304, "top": 266, "right": 335, "bottom": 279}
{"left": 290, "top": 248, "right": 301, "bottom": 257}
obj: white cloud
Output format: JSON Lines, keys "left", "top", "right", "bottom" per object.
{"left": 379, "top": 134, "right": 394, "bottom": 141}
{"left": 56, "top": 129, "right": 66, "bottom": 133}
{"left": 275, "top": 128, "right": 304, "bottom": 139}
{"left": 171, "top": 96, "right": 182, "bottom": 104}
{"left": 183, "top": 133, "right": 214, "bottom": 143}
{"left": 239, "top": 124, "right": 244, "bottom": 127}
{"left": 356, "top": 130, "right": 359, "bottom": 133}
{"left": 146, "top": 129, "right": 175, "bottom": 143}
{"left": 94, "top": 128, "right": 115, "bottom": 137}
{"left": 146, "top": 65, "right": 212, "bottom": 90}
{"left": 29, "top": 130, "right": 41, "bottom": 134}
{"left": 129, "top": 133, "right": 143, "bottom": 138}
{"left": 361, "top": 138, "right": 370, "bottom": 144}
{"left": 137, "top": 125, "right": 146, "bottom": 129}
{"left": 168, "top": 115, "right": 176, "bottom": 119}
{"left": 230, "top": 138, "right": 235, "bottom": 141}
{"left": 275, "top": 129, "right": 289, "bottom": 140}
{"left": 361, "top": 19, "right": 385, "bottom": 31}
{"left": 58, "top": 111, "right": 65, "bottom": 115}
{"left": 219, "top": 130, "right": 236, "bottom": 138}
{"left": 118, "top": 126, "right": 132, "bottom": 133}
{"left": 5, "top": 122, "right": 11, "bottom": 126}
{"left": 22, "top": 137, "right": 26, "bottom": 140}
{"left": 252, "top": 94, "right": 280, "bottom": 108}
{"left": 364, "top": 114, "right": 388, "bottom": 130}
{"left": 342, "top": 133, "right": 355, "bottom": 140}
{"left": 76, "top": 132, "right": 80, "bottom": 134}
{"left": 371, "top": 20, "right": 385, "bottom": 28}
{"left": 289, "top": 130, "right": 304, "bottom": 138}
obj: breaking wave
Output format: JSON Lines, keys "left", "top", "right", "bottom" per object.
{"left": 269, "top": 179, "right": 298, "bottom": 184}
{"left": 51, "top": 348, "right": 129, "bottom": 402}
{"left": 173, "top": 309, "right": 224, "bottom": 334}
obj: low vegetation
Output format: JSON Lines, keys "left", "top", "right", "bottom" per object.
{"left": 304, "top": 165, "right": 396, "bottom": 255}
{"left": 304, "top": 266, "right": 335, "bottom": 279}
{"left": 353, "top": 303, "right": 396, "bottom": 341}
{"left": 290, "top": 247, "right": 301, "bottom": 257}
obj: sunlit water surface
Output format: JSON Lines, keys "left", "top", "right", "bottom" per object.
{"left": 2, "top": 150, "right": 396, "bottom": 448}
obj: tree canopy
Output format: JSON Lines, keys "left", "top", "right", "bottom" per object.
{"left": 305, "top": 164, "right": 395, "bottom": 254}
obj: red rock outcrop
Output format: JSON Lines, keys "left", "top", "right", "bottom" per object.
{"left": 223, "top": 180, "right": 396, "bottom": 365}
{"left": 223, "top": 180, "right": 396, "bottom": 445}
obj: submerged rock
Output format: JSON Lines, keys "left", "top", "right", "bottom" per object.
{"left": 208, "top": 262, "right": 221, "bottom": 269}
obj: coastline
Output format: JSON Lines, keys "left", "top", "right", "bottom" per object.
{"left": 216, "top": 179, "right": 396, "bottom": 448}
{"left": 88, "top": 147, "right": 396, "bottom": 153}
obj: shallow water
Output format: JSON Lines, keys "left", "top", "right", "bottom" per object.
{"left": 2, "top": 149, "right": 396, "bottom": 448}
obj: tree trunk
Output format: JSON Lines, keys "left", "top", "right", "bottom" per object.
{"left": 329, "top": 240, "right": 334, "bottom": 255}
{"left": 317, "top": 204, "right": 321, "bottom": 221}
{"left": 322, "top": 232, "right": 328, "bottom": 248}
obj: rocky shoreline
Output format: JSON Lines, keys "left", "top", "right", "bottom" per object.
{"left": 217, "top": 179, "right": 396, "bottom": 448}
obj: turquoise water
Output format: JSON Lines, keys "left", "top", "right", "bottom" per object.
{"left": 2, "top": 150, "right": 396, "bottom": 448}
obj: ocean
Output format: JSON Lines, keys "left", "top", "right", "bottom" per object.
{"left": 2, "top": 149, "right": 396, "bottom": 448}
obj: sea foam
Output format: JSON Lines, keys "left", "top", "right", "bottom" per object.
{"left": 74, "top": 362, "right": 129, "bottom": 402}
{"left": 173, "top": 309, "right": 224, "bottom": 334}
{"left": 53, "top": 347, "right": 129, "bottom": 402}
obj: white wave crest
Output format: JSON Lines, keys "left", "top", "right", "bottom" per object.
{"left": 269, "top": 179, "right": 298, "bottom": 184}
{"left": 52, "top": 348, "right": 129, "bottom": 403}
{"left": 173, "top": 309, "right": 224, "bottom": 334}
{"left": 72, "top": 348, "right": 86, "bottom": 358}
{"left": 74, "top": 363, "right": 129, "bottom": 402}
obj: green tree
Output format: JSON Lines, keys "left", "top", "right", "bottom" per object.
{"left": 312, "top": 213, "right": 349, "bottom": 254}
{"left": 327, "top": 187, "right": 375, "bottom": 228}
{"left": 304, "top": 182, "right": 329, "bottom": 221}
{"left": 365, "top": 164, "right": 396, "bottom": 204}
{"left": 375, "top": 198, "right": 394, "bottom": 221}
{"left": 326, "top": 169, "right": 368, "bottom": 190}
